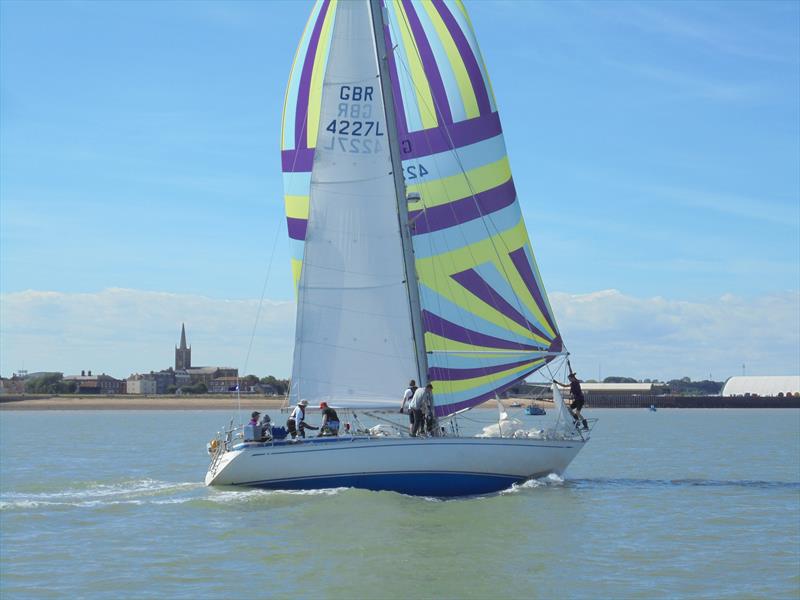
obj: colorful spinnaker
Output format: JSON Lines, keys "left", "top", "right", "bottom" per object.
{"left": 282, "top": 0, "right": 564, "bottom": 417}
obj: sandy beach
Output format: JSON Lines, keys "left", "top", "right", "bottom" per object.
{"left": 0, "top": 394, "right": 543, "bottom": 411}
{"left": 0, "top": 394, "right": 289, "bottom": 411}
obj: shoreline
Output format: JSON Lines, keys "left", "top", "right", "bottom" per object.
{"left": 1, "top": 395, "right": 797, "bottom": 411}
{"left": 0, "top": 394, "right": 541, "bottom": 411}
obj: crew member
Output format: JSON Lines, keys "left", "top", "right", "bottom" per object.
{"left": 287, "top": 399, "right": 318, "bottom": 439}
{"left": 318, "top": 402, "right": 340, "bottom": 436}
{"left": 408, "top": 383, "right": 433, "bottom": 437}
{"left": 400, "top": 379, "right": 418, "bottom": 434}
{"left": 554, "top": 372, "right": 589, "bottom": 430}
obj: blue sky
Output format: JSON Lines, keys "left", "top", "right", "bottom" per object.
{"left": 1, "top": 1, "right": 798, "bottom": 380}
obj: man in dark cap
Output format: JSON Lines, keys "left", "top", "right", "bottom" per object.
{"left": 554, "top": 373, "right": 588, "bottom": 430}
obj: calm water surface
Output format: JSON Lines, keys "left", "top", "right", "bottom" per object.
{"left": 1, "top": 409, "right": 798, "bottom": 599}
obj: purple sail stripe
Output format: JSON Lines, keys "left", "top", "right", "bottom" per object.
{"left": 422, "top": 310, "right": 544, "bottom": 351}
{"left": 294, "top": 0, "right": 331, "bottom": 151}
{"left": 549, "top": 335, "right": 563, "bottom": 353}
{"left": 509, "top": 247, "right": 559, "bottom": 335}
{"left": 399, "top": 111, "right": 501, "bottom": 159}
{"left": 433, "top": 362, "right": 555, "bottom": 417}
{"left": 429, "top": 357, "right": 538, "bottom": 382}
{"left": 382, "top": 19, "right": 410, "bottom": 138}
{"left": 432, "top": 0, "right": 491, "bottom": 116}
{"left": 450, "top": 269, "right": 550, "bottom": 341}
{"left": 400, "top": 0, "right": 453, "bottom": 125}
{"left": 282, "top": 148, "right": 314, "bottom": 173}
{"left": 410, "top": 177, "right": 515, "bottom": 235}
{"left": 286, "top": 217, "right": 308, "bottom": 241}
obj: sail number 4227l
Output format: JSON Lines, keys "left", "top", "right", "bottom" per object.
{"left": 321, "top": 86, "right": 386, "bottom": 154}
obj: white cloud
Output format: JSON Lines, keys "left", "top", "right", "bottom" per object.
{"left": 1, "top": 288, "right": 798, "bottom": 382}
{"left": 551, "top": 289, "right": 800, "bottom": 381}
{"left": 0, "top": 288, "right": 295, "bottom": 378}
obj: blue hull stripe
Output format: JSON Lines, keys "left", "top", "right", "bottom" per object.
{"left": 234, "top": 438, "right": 578, "bottom": 455}
{"left": 232, "top": 470, "right": 536, "bottom": 497}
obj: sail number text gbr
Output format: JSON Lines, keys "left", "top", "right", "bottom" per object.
{"left": 323, "top": 86, "right": 384, "bottom": 154}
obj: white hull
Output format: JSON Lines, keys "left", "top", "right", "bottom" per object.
{"left": 205, "top": 435, "right": 586, "bottom": 497}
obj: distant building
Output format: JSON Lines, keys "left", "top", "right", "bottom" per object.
{"left": 208, "top": 376, "right": 242, "bottom": 393}
{"left": 0, "top": 376, "right": 26, "bottom": 395}
{"left": 171, "top": 324, "right": 238, "bottom": 391}
{"left": 578, "top": 382, "right": 669, "bottom": 396}
{"left": 721, "top": 376, "right": 800, "bottom": 397}
{"left": 126, "top": 374, "right": 157, "bottom": 395}
{"left": 175, "top": 323, "right": 191, "bottom": 370}
{"left": 185, "top": 367, "right": 238, "bottom": 386}
{"left": 63, "top": 371, "right": 124, "bottom": 394}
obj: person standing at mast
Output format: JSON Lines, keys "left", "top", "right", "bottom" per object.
{"left": 400, "top": 379, "right": 418, "bottom": 434}
{"left": 408, "top": 383, "right": 433, "bottom": 437}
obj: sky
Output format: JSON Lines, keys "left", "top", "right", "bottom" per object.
{"left": 1, "top": 0, "right": 798, "bottom": 382}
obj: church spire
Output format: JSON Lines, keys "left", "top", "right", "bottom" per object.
{"left": 175, "top": 323, "right": 191, "bottom": 370}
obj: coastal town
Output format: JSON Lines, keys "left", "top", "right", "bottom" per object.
{"left": 1, "top": 324, "right": 798, "bottom": 410}
{"left": 0, "top": 324, "right": 288, "bottom": 397}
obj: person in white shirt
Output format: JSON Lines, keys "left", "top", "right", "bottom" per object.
{"left": 287, "top": 399, "right": 318, "bottom": 439}
{"left": 408, "top": 383, "right": 433, "bottom": 437}
{"left": 400, "top": 379, "right": 418, "bottom": 434}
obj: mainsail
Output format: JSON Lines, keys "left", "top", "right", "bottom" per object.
{"left": 282, "top": 0, "right": 564, "bottom": 414}
{"left": 288, "top": 0, "right": 418, "bottom": 406}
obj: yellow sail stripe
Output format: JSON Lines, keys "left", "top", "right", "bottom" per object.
{"left": 281, "top": 3, "right": 317, "bottom": 150}
{"left": 421, "top": 1, "right": 479, "bottom": 120}
{"left": 431, "top": 359, "right": 544, "bottom": 395}
{"left": 284, "top": 195, "right": 309, "bottom": 220}
{"left": 425, "top": 332, "right": 503, "bottom": 353}
{"left": 306, "top": 0, "right": 337, "bottom": 149}
{"left": 394, "top": 1, "right": 438, "bottom": 129}
{"left": 407, "top": 156, "right": 510, "bottom": 209}
{"left": 291, "top": 258, "right": 303, "bottom": 291}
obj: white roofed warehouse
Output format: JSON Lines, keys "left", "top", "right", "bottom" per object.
{"left": 721, "top": 376, "right": 800, "bottom": 397}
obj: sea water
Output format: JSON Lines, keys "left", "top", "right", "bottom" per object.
{"left": 1, "top": 409, "right": 798, "bottom": 599}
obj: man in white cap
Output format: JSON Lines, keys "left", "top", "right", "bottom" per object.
{"left": 287, "top": 399, "right": 318, "bottom": 439}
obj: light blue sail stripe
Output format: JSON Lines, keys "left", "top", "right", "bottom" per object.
{"left": 444, "top": 0, "right": 497, "bottom": 113}
{"left": 411, "top": 0, "right": 467, "bottom": 124}
{"left": 401, "top": 132, "right": 507, "bottom": 186}
{"left": 283, "top": 0, "right": 323, "bottom": 151}
{"left": 386, "top": 1, "right": 425, "bottom": 133}
{"left": 412, "top": 200, "right": 523, "bottom": 260}
{"left": 472, "top": 261, "right": 553, "bottom": 339}
{"left": 419, "top": 282, "right": 545, "bottom": 347}
{"left": 283, "top": 172, "right": 312, "bottom": 196}
{"left": 435, "top": 362, "right": 544, "bottom": 407}
{"left": 428, "top": 351, "right": 547, "bottom": 370}
{"left": 290, "top": 239, "right": 304, "bottom": 262}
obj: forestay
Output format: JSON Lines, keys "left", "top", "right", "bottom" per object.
{"left": 289, "top": 0, "right": 418, "bottom": 407}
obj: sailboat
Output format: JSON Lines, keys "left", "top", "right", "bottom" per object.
{"left": 205, "top": 0, "right": 591, "bottom": 497}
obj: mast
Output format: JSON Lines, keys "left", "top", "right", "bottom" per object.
{"left": 369, "top": 0, "right": 429, "bottom": 389}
